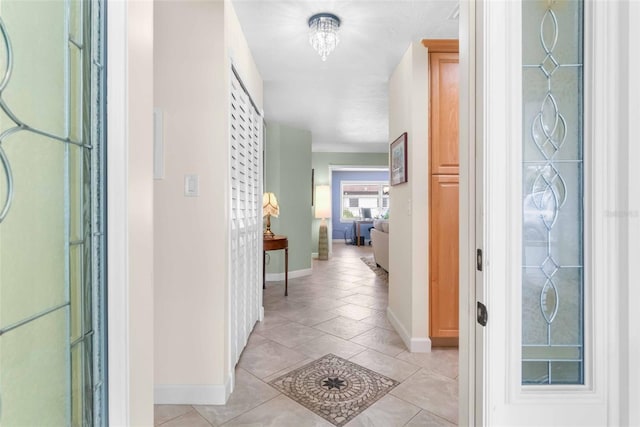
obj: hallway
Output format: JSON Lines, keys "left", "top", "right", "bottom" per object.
{"left": 155, "top": 243, "right": 458, "bottom": 426}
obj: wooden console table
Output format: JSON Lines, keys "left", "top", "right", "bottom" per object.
{"left": 355, "top": 220, "right": 373, "bottom": 247}
{"left": 263, "top": 235, "right": 288, "bottom": 296}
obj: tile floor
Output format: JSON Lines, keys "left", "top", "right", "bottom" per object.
{"left": 154, "top": 242, "right": 458, "bottom": 426}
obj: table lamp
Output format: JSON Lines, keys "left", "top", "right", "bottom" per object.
{"left": 263, "top": 192, "right": 280, "bottom": 237}
{"left": 314, "top": 185, "right": 331, "bottom": 260}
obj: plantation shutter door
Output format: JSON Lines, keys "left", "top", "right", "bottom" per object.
{"left": 229, "top": 68, "right": 263, "bottom": 367}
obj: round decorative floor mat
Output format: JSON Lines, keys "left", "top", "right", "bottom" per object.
{"left": 269, "top": 353, "right": 399, "bottom": 426}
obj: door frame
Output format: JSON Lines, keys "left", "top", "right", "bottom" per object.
{"left": 326, "top": 165, "right": 389, "bottom": 254}
{"left": 458, "top": 0, "right": 477, "bottom": 424}
{"left": 460, "top": 0, "right": 636, "bottom": 425}
{"left": 107, "top": 1, "right": 155, "bottom": 425}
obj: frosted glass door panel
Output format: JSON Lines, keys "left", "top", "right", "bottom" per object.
{"left": 0, "top": 309, "right": 68, "bottom": 426}
{"left": 0, "top": 136, "right": 67, "bottom": 328}
{"left": 0, "top": 0, "right": 106, "bottom": 424}
{"left": 521, "top": 0, "right": 584, "bottom": 385}
{"left": 0, "top": 4, "right": 70, "bottom": 423}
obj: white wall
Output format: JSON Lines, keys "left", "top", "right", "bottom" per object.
{"left": 225, "top": 0, "right": 263, "bottom": 108}
{"left": 107, "top": 0, "right": 155, "bottom": 425}
{"left": 153, "top": 0, "right": 262, "bottom": 405}
{"left": 387, "top": 43, "right": 430, "bottom": 352}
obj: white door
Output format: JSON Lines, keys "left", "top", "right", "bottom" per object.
{"left": 467, "top": 0, "right": 628, "bottom": 425}
{"left": 229, "top": 67, "right": 263, "bottom": 369}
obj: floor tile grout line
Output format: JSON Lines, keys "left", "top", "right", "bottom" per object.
{"left": 155, "top": 405, "right": 197, "bottom": 426}
{"left": 196, "top": 408, "right": 216, "bottom": 427}
{"left": 401, "top": 409, "right": 424, "bottom": 427}
{"left": 158, "top": 407, "right": 211, "bottom": 427}
{"left": 389, "top": 390, "right": 443, "bottom": 421}
{"left": 387, "top": 368, "right": 459, "bottom": 425}
{"left": 422, "top": 408, "right": 459, "bottom": 426}
{"left": 218, "top": 393, "right": 284, "bottom": 426}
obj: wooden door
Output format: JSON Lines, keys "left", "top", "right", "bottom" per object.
{"left": 429, "top": 175, "right": 460, "bottom": 338}
{"left": 425, "top": 40, "right": 459, "bottom": 343}
{"left": 430, "top": 53, "right": 460, "bottom": 175}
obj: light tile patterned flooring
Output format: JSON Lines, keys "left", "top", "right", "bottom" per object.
{"left": 155, "top": 243, "right": 458, "bottom": 426}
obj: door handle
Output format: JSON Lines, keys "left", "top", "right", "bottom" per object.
{"left": 477, "top": 302, "right": 488, "bottom": 326}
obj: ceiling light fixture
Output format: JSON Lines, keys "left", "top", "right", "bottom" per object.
{"left": 308, "top": 13, "right": 341, "bottom": 61}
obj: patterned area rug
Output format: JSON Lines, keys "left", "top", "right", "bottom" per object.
{"left": 360, "top": 256, "right": 388, "bottom": 280}
{"left": 269, "top": 354, "right": 399, "bottom": 426}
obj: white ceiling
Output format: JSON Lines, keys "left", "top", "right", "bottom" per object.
{"left": 231, "top": 0, "right": 459, "bottom": 153}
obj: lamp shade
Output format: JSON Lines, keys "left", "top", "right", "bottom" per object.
{"left": 263, "top": 192, "right": 279, "bottom": 217}
{"left": 314, "top": 185, "right": 331, "bottom": 219}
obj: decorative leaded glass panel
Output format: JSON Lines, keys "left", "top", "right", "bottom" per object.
{"left": 0, "top": 0, "right": 106, "bottom": 423}
{"left": 522, "top": 0, "right": 584, "bottom": 385}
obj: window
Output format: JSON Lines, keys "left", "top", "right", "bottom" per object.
{"left": 340, "top": 181, "right": 389, "bottom": 221}
{"left": 521, "top": 0, "right": 584, "bottom": 385}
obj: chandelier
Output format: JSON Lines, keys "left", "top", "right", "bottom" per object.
{"left": 308, "top": 13, "right": 341, "bottom": 61}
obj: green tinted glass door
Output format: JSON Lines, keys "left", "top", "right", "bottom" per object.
{"left": 0, "top": 0, "right": 106, "bottom": 424}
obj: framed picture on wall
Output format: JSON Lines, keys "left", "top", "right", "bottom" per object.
{"left": 390, "top": 132, "right": 408, "bottom": 186}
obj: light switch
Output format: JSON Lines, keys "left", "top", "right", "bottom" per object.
{"left": 184, "top": 174, "right": 199, "bottom": 197}
{"left": 153, "top": 109, "right": 165, "bottom": 179}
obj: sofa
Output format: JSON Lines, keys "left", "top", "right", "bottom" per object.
{"left": 369, "top": 219, "right": 389, "bottom": 272}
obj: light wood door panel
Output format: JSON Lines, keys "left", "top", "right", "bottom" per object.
{"left": 430, "top": 53, "right": 460, "bottom": 175}
{"left": 429, "top": 175, "right": 460, "bottom": 338}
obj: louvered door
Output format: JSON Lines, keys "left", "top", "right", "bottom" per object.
{"left": 229, "top": 69, "right": 262, "bottom": 367}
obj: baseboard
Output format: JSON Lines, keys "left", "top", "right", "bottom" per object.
{"left": 265, "top": 268, "right": 312, "bottom": 282}
{"left": 409, "top": 337, "right": 432, "bottom": 352}
{"left": 387, "top": 306, "right": 432, "bottom": 353}
{"left": 259, "top": 305, "right": 264, "bottom": 321}
{"left": 154, "top": 372, "right": 233, "bottom": 405}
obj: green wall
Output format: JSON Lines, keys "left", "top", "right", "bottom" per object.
{"left": 311, "top": 152, "right": 389, "bottom": 253}
{"left": 265, "top": 123, "right": 313, "bottom": 275}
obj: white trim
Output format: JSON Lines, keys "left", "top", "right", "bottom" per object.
{"left": 480, "top": 2, "right": 514, "bottom": 422}
{"left": 328, "top": 166, "right": 388, "bottom": 172}
{"left": 107, "top": 1, "right": 130, "bottom": 425}
{"left": 387, "top": 306, "right": 432, "bottom": 353}
{"left": 626, "top": 4, "right": 640, "bottom": 424}
{"left": 154, "top": 377, "right": 233, "bottom": 405}
{"left": 585, "top": 2, "right": 622, "bottom": 423}
{"left": 458, "top": 0, "right": 476, "bottom": 424}
{"left": 265, "top": 268, "right": 312, "bottom": 282}
{"left": 312, "top": 143, "right": 388, "bottom": 154}
{"left": 408, "top": 337, "right": 431, "bottom": 353}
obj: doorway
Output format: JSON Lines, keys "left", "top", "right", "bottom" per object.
{"left": 327, "top": 166, "right": 389, "bottom": 255}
